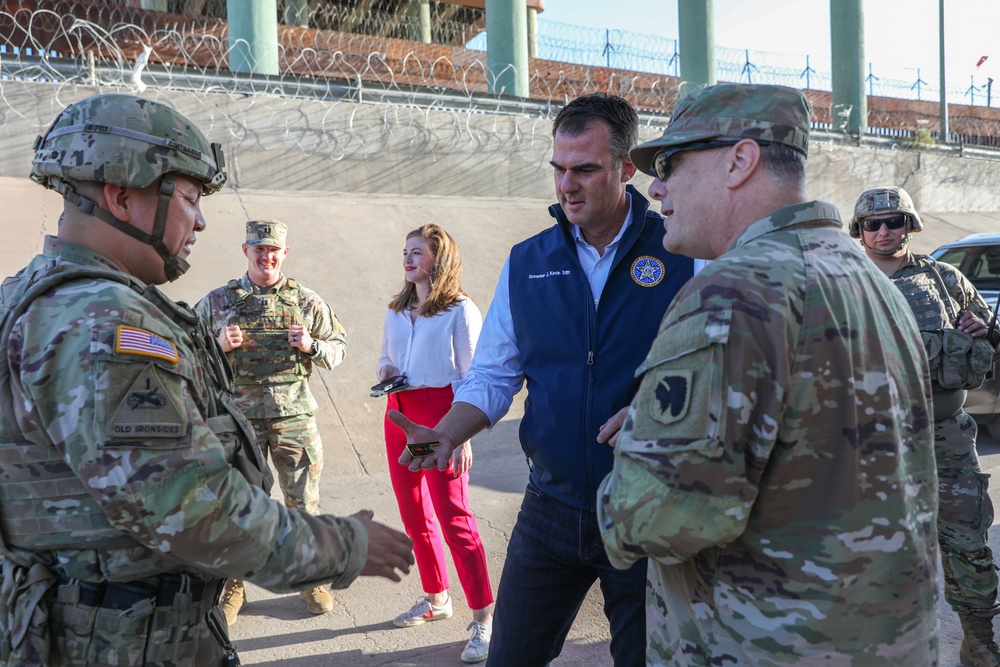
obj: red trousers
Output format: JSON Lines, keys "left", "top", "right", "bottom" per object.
{"left": 384, "top": 386, "right": 494, "bottom": 610}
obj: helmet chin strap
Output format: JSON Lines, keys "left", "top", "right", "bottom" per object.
{"left": 861, "top": 233, "right": 910, "bottom": 258}
{"left": 57, "top": 175, "right": 190, "bottom": 282}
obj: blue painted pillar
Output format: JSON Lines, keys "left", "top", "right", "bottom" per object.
{"left": 485, "top": 0, "right": 529, "bottom": 97}
{"left": 830, "top": 0, "right": 866, "bottom": 133}
{"left": 227, "top": 0, "right": 279, "bottom": 76}
{"left": 678, "top": 0, "right": 715, "bottom": 97}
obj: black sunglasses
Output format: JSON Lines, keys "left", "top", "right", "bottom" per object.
{"left": 653, "top": 138, "right": 770, "bottom": 181}
{"left": 860, "top": 214, "right": 908, "bottom": 233}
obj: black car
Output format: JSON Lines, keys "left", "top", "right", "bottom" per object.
{"left": 931, "top": 233, "right": 1000, "bottom": 440}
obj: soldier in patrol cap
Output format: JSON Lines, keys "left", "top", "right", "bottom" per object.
{"left": 597, "top": 83, "right": 939, "bottom": 664}
{"left": 196, "top": 218, "right": 348, "bottom": 623}
{"left": 0, "top": 93, "right": 413, "bottom": 665}
{"left": 853, "top": 185, "right": 1000, "bottom": 666}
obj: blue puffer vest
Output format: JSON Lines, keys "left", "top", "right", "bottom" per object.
{"left": 509, "top": 186, "right": 693, "bottom": 511}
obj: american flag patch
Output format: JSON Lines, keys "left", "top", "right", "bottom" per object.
{"left": 116, "top": 325, "right": 179, "bottom": 363}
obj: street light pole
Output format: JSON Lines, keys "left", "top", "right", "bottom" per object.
{"left": 939, "top": 0, "right": 949, "bottom": 142}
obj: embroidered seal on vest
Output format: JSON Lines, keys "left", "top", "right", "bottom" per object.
{"left": 631, "top": 256, "right": 665, "bottom": 287}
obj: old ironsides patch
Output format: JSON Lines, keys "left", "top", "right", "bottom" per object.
{"left": 110, "top": 365, "right": 188, "bottom": 440}
{"left": 630, "top": 256, "right": 665, "bottom": 288}
{"left": 649, "top": 369, "right": 692, "bottom": 425}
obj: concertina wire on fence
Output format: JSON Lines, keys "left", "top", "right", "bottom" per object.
{"left": 1, "top": 0, "right": 999, "bottom": 149}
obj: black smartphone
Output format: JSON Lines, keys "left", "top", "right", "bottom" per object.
{"left": 406, "top": 441, "right": 439, "bottom": 458}
{"left": 370, "top": 375, "right": 410, "bottom": 397}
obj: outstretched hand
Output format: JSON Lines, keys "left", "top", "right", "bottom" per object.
{"left": 353, "top": 510, "right": 414, "bottom": 582}
{"left": 388, "top": 409, "right": 458, "bottom": 472}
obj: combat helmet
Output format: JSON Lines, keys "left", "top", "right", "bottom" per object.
{"left": 849, "top": 186, "right": 923, "bottom": 238}
{"left": 30, "top": 94, "right": 227, "bottom": 281}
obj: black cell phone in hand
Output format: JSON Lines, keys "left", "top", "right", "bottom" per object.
{"left": 370, "top": 375, "right": 410, "bottom": 397}
{"left": 406, "top": 441, "right": 439, "bottom": 458}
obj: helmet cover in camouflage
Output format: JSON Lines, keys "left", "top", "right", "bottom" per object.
{"left": 630, "top": 83, "right": 811, "bottom": 178}
{"left": 849, "top": 186, "right": 923, "bottom": 238}
{"left": 30, "top": 93, "right": 226, "bottom": 195}
{"left": 246, "top": 220, "right": 288, "bottom": 249}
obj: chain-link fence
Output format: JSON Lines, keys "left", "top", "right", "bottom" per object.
{"left": 477, "top": 18, "right": 993, "bottom": 109}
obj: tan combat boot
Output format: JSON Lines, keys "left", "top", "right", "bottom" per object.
{"left": 299, "top": 585, "right": 333, "bottom": 615}
{"left": 220, "top": 578, "right": 247, "bottom": 626}
{"left": 959, "top": 613, "right": 1000, "bottom": 667}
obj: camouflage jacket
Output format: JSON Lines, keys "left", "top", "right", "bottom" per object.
{"left": 195, "top": 274, "right": 347, "bottom": 419}
{"left": 0, "top": 237, "right": 366, "bottom": 590}
{"left": 598, "top": 202, "right": 939, "bottom": 665}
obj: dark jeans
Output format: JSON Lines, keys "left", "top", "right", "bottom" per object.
{"left": 486, "top": 482, "right": 646, "bottom": 667}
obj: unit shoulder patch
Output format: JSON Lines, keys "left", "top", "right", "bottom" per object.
{"left": 649, "top": 368, "right": 692, "bottom": 425}
{"left": 109, "top": 365, "right": 188, "bottom": 440}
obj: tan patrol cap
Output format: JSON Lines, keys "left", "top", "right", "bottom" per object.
{"left": 245, "top": 219, "right": 287, "bottom": 248}
{"left": 631, "top": 83, "right": 811, "bottom": 178}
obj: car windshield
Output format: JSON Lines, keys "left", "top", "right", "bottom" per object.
{"left": 933, "top": 244, "right": 1000, "bottom": 295}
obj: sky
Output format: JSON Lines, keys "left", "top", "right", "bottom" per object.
{"left": 536, "top": 0, "right": 998, "bottom": 100}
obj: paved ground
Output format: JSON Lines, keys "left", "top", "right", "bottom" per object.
{"left": 223, "top": 423, "right": 1000, "bottom": 667}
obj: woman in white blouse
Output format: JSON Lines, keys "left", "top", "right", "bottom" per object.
{"left": 376, "top": 223, "right": 494, "bottom": 664}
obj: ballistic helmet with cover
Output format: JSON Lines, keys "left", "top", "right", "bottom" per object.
{"left": 849, "top": 186, "right": 923, "bottom": 238}
{"left": 29, "top": 94, "right": 227, "bottom": 282}
{"left": 630, "top": 83, "right": 811, "bottom": 178}
{"left": 31, "top": 94, "right": 226, "bottom": 194}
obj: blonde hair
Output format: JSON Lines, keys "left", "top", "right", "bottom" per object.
{"left": 388, "top": 223, "right": 466, "bottom": 317}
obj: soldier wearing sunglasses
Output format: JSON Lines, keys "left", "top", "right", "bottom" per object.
{"left": 599, "top": 83, "right": 938, "bottom": 665}
{"left": 852, "top": 186, "right": 1000, "bottom": 666}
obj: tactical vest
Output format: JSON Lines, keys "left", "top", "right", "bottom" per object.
{"left": 224, "top": 278, "right": 311, "bottom": 385}
{"left": 0, "top": 265, "right": 272, "bottom": 559}
{"left": 893, "top": 258, "right": 994, "bottom": 393}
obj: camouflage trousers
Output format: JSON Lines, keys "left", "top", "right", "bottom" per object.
{"left": 936, "top": 410, "right": 1000, "bottom": 615}
{"left": 248, "top": 413, "right": 324, "bottom": 515}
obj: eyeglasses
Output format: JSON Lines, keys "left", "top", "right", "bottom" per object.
{"left": 652, "top": 138, "right": 770, "bottom": 181}
{"left": 860, "top": 214, "right": 908, "bottom": 233}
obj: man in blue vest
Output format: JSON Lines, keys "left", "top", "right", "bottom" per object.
{"left": 388, "top": 93, "right": 695, "bottom": 666}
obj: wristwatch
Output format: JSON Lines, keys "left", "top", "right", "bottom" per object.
{"left": 309, "top": 340, "right": 319, "bottom": 356}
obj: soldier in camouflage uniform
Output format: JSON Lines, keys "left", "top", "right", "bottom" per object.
{"left": 0, "top": 93, "right": 413, "bottom": 666}
{"left": 195, "top": 219, "right": 347, "bottom": 622}
{"left": 597, "top": 84, "right": 940, "bottom": 665}
{"left": 852, "top": 185, "right": 1000, "bottom": 667}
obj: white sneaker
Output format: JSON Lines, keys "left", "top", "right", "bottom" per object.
{"left": 460, "top": 620, "right": 491, "bottom": 663}
{"left": 393, "top": 595, "right": 453, "bottom": 628}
